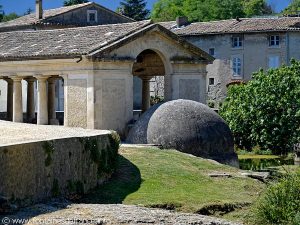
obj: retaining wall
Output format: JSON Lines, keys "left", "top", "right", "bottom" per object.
{"left": 0, "top": 131, "right": 119, "bottom": 207}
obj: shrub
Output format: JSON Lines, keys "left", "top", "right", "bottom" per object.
{"left": 252, "top": 172, "right": 300, "bottom": 225}
{"left": 220, "top": 60, "right": 300, "bottom": 155}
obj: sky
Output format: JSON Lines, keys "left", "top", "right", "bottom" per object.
{"left": 0, "top": 0, "right": 293, "bottom": 15}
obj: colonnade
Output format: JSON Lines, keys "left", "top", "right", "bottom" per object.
{"left": 1, "top": 75, "right": 61, "bottom": 125}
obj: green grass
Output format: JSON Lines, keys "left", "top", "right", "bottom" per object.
{"left": 238, "top": 155, "right": 280, "bottom": 160}
{"left": 82, "top": 147, "right": 265, "bottom": 222}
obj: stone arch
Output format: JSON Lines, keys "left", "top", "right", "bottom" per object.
{"left": 131, "top": 49, "right": 168, "bottom": 115}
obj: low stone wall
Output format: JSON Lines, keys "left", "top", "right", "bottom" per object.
{"left": 0, "top": 123, "right": 119, "bottom": 207}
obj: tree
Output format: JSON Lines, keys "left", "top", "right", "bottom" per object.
{"left": 2, "top": 13, "right": 19, "bottom": 22}
{"left": 243, "top": 0, "right": 273, "bottom": 17}
{"left": 220, "top": 60, "right": 300, "bottom": 155}
{"left": 151, "top": 0, "right": 184, "bottom": 22}
{"left": 119, "top": 0, "right": 150, "bottom": 21}
{"left": 63, "top": 0, "right": 89, "bottom": 6}
{"left": 151, "top": 0, "right": 273, "bottom": 22}
{"left": 283, "top": 0, "right": 300, "bottom": 14}
{"left": 0, "top": 5, "right": 4, "bottom": 22}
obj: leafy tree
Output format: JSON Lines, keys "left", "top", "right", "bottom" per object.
{"left": 0, "top": 5, "right": 19, "bottom": 22}
{"left": 151, "top": 0, "right": 184, "bottom": 22}
{"left": 283, "top": 0, "right": 300, "bottom": 14}
{"left": 243, "top": 0, "right": 273, "bottom": 17}
{"left": 119, "top": 0, "right": 150, "bottom": 21}
{"left": 2, "top": 13, "right": 18, "bottom": 22}
{"left": 151, "top": 0, "right": 273, "bottom": 22}
{"left": 63, "top": 0, "right": 89, "bottom": 6}
{"left": 220, "top": 60, "right": 300, "bottom": 155}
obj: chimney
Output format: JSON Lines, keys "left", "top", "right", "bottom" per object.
{"left": 176, "top": 16, "right": 189, "bottom": 28}
{"left": 36, "top": 0, "right": 43, "bottom": 20}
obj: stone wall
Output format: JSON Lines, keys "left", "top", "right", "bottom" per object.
{"left": 44, "top": 4, "right": 132, "bottom": 26}
{"left": 0, "top": 131, "right": 119, "bottom": 207}
{"left": 185, "top": 32, "right": 289, "bottom": 108}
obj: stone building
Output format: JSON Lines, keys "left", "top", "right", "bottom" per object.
{"left": 0, "top": 1, "right": 133, "bottom": 32}
{"left": 0, "top": 19, "right": 213, "bottom": 136}
{"left": 0, "top": 1, "right": 134, "bottom": 115}
{"left": 161, "top": 17, "right": 300, "bottom": 108}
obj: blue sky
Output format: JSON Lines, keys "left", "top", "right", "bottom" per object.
{"left": 0, "top": 0, "right": 292, "bottom": 15}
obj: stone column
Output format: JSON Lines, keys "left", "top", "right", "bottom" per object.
{"left": 25, "top": 78, "right": 36, "bottom": 122}
{"left": 4, "top": 78, "right": 13, "bottom": 121}
{"left": 35, "top": 76, "right": 49, "bottom": 125}
{"left": 11, "top": 76, "right": 23, "bottom": 123}
{"left": 48, "top": 77, "right": 59, "bottom": 125}
{"left": 141, "top": 77, "right": 151, "bottom": 113}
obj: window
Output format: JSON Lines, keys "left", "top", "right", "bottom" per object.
{"left": 87, "top": 10, "right": 98, "bottom": 23}
{"left": 232, "top": 36, "right": 243, "bottom": 48}
{"left": 209, "top": 48, "right": 215, "bottom": 56}
{"left": 232, "top": 57, "right": 242, "bottom": 76}
{"left": 269, "top": 35, "right": 280, "bottom": 47}
{"left": 268, "top": 55, "right": 280, "bottom": 68}
{"left": 209, "top": 78, "right": 215, "bottom": 85}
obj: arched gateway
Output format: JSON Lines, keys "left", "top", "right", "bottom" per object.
{"left": 0, "top": 21, "right": 214, "bottom": 137}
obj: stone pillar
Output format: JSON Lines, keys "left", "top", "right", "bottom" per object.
{"left": 141, "top": 77, "right": 151, "bottom": 113}
{"left": 4, "top": 78, "right": 13, "bottom": 121}
{"left": 25, "top": 78, "right": 36, "bottom": 122}
{"left": 48, "top": 77, "right": 59, "bottom": 125}
{"left": 11, "top": 77, "right": 23, "bottom": 123}
{"left": 35, "top": 76, "right": 49, "bottom": 125}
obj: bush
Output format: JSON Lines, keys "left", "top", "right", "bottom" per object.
{"left": 252, "top": 172, "right": 300, "bottom": 225}
{"left": 220, "top": 60, "right": 300, "bottom": 155}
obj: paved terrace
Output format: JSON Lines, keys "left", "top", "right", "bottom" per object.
{"left": 0, "top": 120, "right": 110, "bottom": 146}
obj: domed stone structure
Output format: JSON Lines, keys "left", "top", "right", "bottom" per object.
{"left": 127, "top": 99, "right": 238, "bottom": 166}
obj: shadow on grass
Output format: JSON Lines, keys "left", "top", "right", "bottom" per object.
{"left": 80, "top": 155, "right": 142, "bottom": 204}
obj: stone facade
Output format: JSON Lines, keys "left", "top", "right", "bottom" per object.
{"left": 0, "top": 21, "right": 213, "bottom": 137}
{"left": 0, "top": 2, "right": 134, "bottom": 32}
{"left": 161, "top": 17, "right": 300, "bottom": 108}
{"left": 185, "top": 32, "right": 293, "bottom": 107}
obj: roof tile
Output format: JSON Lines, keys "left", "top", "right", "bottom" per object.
{"left": 0, "top": 20, "right": 151, "bottom": 59}
{"left": 160, "top": 17, "right": 300, "bottom": 35}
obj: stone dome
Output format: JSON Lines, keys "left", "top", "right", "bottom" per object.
{"left": 127, "top": 99, "right": 238, "bottom": 166}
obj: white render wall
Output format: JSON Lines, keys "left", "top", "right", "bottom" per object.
{"left": 185, "top": 32, "right": 295, "bottom": 107}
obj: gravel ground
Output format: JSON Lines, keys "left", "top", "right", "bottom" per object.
{"left": 2, "top": 203, "right": 242, "bottom": 225}
{"left": 0, "top": 120, "right": 110, "bottom": 146}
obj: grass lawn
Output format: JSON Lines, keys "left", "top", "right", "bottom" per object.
{"left": 82, "top": 146, "right": 266, "bottom": 222}
{"left": 238, "top": 155, "right": 280, "bottom": 159}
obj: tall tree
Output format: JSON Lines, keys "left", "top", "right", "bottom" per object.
{"left": 151, "top": 0, "right": 273, "bottom": 22}
{"left": 63, "top": 0, "right": 89, "bottom": 6}
{"left": 151, "top": 0, "right": 184, "bottom": 22}
{"left": 283, "top": 0, "right": 300, "bottom": 14}
{"left": 243, "top": 0, "right": 273, "bottom": 17}
{"left": 0, "top": 5, "right": 4, "bottom": 22}
{"left": 2, "top": 13, "right": 19, "bottom": 22}
{"left": 119, "top": 0, "right": 150, "bottom": 21}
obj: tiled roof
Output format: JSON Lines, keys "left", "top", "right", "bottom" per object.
{"left": 160, "top": 17, "right": 300, "bottom": 35}
{"left": 0, "top": 2, "right": 133, "bottom": 29}
{"left": 0, "top": 20, "right": 213, "bottom": 62}
{"left": 0, "top": 21, "right": 151, "bottom": 59}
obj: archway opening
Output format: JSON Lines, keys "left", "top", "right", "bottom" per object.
{"left": 132, "top": 49, "right": 166, "bottom": 118}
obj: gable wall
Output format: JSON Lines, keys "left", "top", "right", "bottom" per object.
{"left": 45, "top": 5, "right": 132, "bottom": 26}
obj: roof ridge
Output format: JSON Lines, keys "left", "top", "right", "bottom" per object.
{"left": 0, "top": 20, "right": 151, "bottom": 35}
